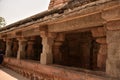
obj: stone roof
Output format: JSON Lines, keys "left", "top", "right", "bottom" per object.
{"left": 0, "top": 0, "right": 113, "bottom": 32}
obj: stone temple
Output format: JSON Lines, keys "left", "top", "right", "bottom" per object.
{"left": 0, "top": 0, "right": 120, "bottom": 80}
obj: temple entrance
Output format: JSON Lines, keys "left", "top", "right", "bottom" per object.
{"left": 54, "top": 31, "right": 99, "bottom": 70}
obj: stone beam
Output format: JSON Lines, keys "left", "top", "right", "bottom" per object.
{"left": 22, "top": 28, "right": 40, "bottom": 37}
{"left": 49, "top": 12, "right": 105, "bottom": 32}
{"left": 102, "top": 5, "right": 120, "bottom": 21}
{"left": 20, "top": 25, "right": 48, "bottom": 37}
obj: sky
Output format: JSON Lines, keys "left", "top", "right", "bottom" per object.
{"left": 0, "top": 0, "right": 50, "bottom": 25}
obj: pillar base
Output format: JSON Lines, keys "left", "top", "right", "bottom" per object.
{"left": 40, "top": 53, "right": 53, "bottom": 65}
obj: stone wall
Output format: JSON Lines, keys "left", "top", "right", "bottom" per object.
{"left": 3, "top": 57, "right": 118, "bottom": 80}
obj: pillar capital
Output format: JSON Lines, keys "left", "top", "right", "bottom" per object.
{"left": 17, "top": 37, "right": 28, "bottom": 41}
{"left": 55, "top": 33, "right": 65, "bottom": 42}
{"left": 40, "top": 31, "right": 56, "bottom": 39}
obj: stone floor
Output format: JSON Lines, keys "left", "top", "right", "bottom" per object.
{"left": 0, "top": 65, "right": 29, "bottom": 80}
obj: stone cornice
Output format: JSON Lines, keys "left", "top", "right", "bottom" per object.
{"left": 0, "top": 0, "right": 114, "bottom": 33}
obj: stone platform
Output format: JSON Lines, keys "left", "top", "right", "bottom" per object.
{"left": 0, "top": 65, "right": 29, "bottom": 80}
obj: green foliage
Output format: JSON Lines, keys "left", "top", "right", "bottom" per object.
{"left": 0, "top": 17, "right": 6, "bottom": 27}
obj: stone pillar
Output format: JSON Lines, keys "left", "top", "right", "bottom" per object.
{"left": 101, "top": 5, "right": 120, "bottom": 78}
{"left": 53, "top": 33, "right": 65, "bottom": 64}
{"left": 17, "top": 38, "right": 27, "bottom": 59}
{"left": 26, "top": 37, "right": 35, "bottom": 59}
{"left": 12, "top": 41, "right": 18, "bottom": 57}
{"left": 40, "top": 31, "right": 56, "bottom": 64}
{"left": 96, "top": 38, "right": 107, "bottom": 70}
{"left": 106, "top": 20, "right": 120, "bottom": 78}
{"left": 5, "top": 39, "right": 12, "bottom": 57}
{"left": 91, "top": 27, "right": 107, "bottom": 70}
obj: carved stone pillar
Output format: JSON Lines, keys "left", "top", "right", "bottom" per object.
{"left": 96, "top": 40, "right": 107, "bottom": 70}
{"left": 53, "top": 33, "right": 65, "bottom": 64}
{"left": 17, "top": 38, "right": 27, "bottom": 59}
{"left": 40, "top": 32, "right": 56, "bottom": 64}
{"left": 12, "top": 41, "right": 18, "bottom": 57}
{"left": 5, "top": 39, "right": 12, "bottom": 57}
{"left": 102, "top": 5, "right": 120, "bottom": 78}
{"left": 26, "top": 37, "right": 35, "bottom": 59}
{"left": 91, "top": 27, "right": 107, "bottom": 70}
{"left": 106, "top": 20, "right": 120, "bottom": 78}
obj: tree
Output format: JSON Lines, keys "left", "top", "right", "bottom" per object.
{"left": 0, "top": 17, "right": 6, "bottom": 27}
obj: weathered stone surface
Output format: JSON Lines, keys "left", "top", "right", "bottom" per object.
{"left": 40, "top": 32, "right": 56, "bottom": 64}
{"left": 3, "top": 57, "right": 118, "bottom": 80}
{"left": 49, "top": 0, "right": 68, "bottom": 9}
{"left": 107, "top": 42, "right": 120, "bottom": 60}
{"left": 91, "top": 27, "right": 106, "bottom": 37}
{"left": 5, "top": 39, "right": 12, "bottom": 57}
{"left": 53, "top": 33, "right": 65, "bottom": 64}
{"left": 49, "top": 13, "right": 105, "bottom": 32}
{"left": 12, "top": 41, "right": 18, "bottom": 57}
{"left": 102, "top": 5, "right": 120, "bottom": 21}
{"left": 17, "top": 38, "right": 27, "bottom": 59}
{"left": 106, "top": 59, "right": 120, "bottom": 78}
{"left": 96, "top": 38, "right": 106, "bottom": 44}
{"left": 106, "top": 30, "right": 120, "bottom": 78}
{"left": 106, "top": 19, "right": 120, "bottom": 31}
{"left": 97, "top": 44, "right": 107, "bottom": 70}
{"left": 26, "top": 40, "right": 35, "bottom": 59}
{"left": 107, "top": 30, "right": 120, "bottom": 43}
{"left": 0, "top": 0, "right": 120, "bottom": 80}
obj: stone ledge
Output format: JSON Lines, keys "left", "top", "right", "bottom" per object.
{"left": 3, "top": 57, "right": 118, "bottom": 80}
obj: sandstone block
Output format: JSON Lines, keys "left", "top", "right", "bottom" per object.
{"left": 96, "top": 38, "right": 106, "bottom": 44}
{"left": 91, "top": 27, "right": 106, "bottom": 37}
{"left": 106, "top": 19, "right": 120, "bottom": 31}
{"left": 97, "top": 45, "right": 107, "bottom": 69}
{"left": 107, "top": 30, "right": 120, "bottom": 43}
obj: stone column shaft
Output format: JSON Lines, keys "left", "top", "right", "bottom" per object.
{"left": 97, "top": 44, "right": 107, "bottom": 70}
{"left": 106, "top": 19, "right": 120, "bottom": 78}
{"left": 12, "top": 41, "right": 18, "bottom": 57}
{"left": 26, "top": 40, "right": 34, "bottom": 59}
{"left": 5, "top": 39, "right": 12, "bottom": 57}
{"left": 40, "top": 32, "right": 56, "bottom": 64}
{"left": 106, "top": 31, "right": 120, "bottom": 78}
{"left": 53, "top": 33, "right": 65, "bottom": 64}
{"left": 17, "top": 38, "right": 27, "bottom": 59}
